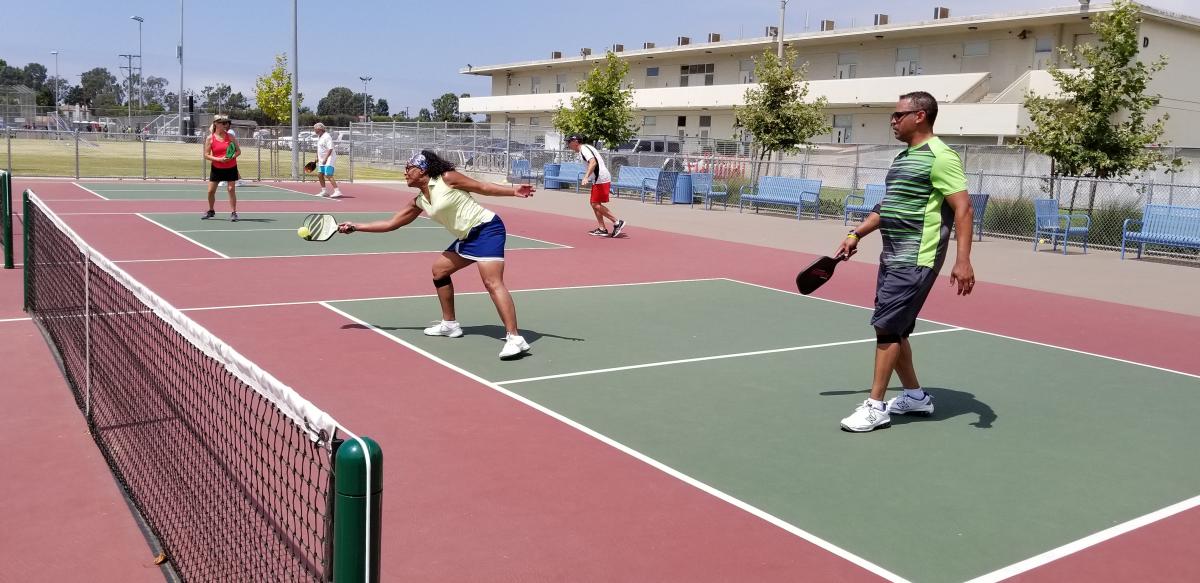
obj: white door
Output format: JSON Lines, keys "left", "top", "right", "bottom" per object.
{"left": 1034, "top": 37, "right": 1055, "bottom": 70}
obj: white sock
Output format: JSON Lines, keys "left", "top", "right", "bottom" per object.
{"left": 904, "top": 388, "right": 926, "bottom": 399}
{"left": 867, "top": 398, "right": 886, "bottom": 410}
{"left": 443, "top": 320, "right": 459, "bottom": 327}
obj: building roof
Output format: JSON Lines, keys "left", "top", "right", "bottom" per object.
{"left": 460, "top": 2, "right": 1200, "bottom": 76}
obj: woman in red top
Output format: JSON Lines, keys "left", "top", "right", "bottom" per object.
{"left": 203, "top": 115, "right": 240, "bottom": 221}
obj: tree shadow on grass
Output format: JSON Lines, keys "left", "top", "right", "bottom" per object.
{"left": 819, "top": 386, "right": 996, "bottom": 428}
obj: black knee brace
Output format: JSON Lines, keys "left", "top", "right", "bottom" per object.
{"left": 433, "top": 276, "right": 452, "bottom": 288}
{"left": 876, "top": 333, "right": 902, "bottom": 345}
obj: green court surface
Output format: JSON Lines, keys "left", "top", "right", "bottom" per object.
{"left": 328, "top": 279, "right": 1200, "bottom": 583}
{"left": 77, "top": 182, "right": 322, "bottom": 201}
{"left": 141, "top": 212, "right": 566, "bottom": 258}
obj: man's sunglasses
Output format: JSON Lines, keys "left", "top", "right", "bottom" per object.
{"left": 890, "top": 110, "right": 924, "bottom": 122}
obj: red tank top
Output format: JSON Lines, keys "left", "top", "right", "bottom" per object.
{"left": 210, "top": 133, "right": 237, "bottom": 169}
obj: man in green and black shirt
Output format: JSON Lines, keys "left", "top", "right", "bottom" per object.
{"left": 836, "top": 91, "right": 976, "bottom": 433}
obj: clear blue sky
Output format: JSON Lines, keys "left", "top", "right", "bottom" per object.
{"left": 0, "top": 0, "right": 1193, "bottom": 115}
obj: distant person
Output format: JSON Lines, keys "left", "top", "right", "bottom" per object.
{"left": 313, "top": 123, "right": 342, "bottom": 198}
{"left": 202, "top": 114, "right": 240, "bottom": 222}
{"left": 566, "top": 134, "right": 625, "bottom": 237}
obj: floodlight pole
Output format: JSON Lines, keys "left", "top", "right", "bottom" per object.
{"left": 359, "top": 76, "right": 372, "bottom": 120}
{"left": 179, "top": 0, "right": 184, "bottom": 138}
{"left": 291, "top": 0, "right": 299, "bottom": 180}
{"left": 51, "top": 51, "right": 60, "bottom": 109}
{"left": 131, "top": 16, "right": 144, "bottom": 109}
{"left": 120, "top": 54, "right": 134, "bottom": 132}
{"left": 778, "top": 0, "right": 788, "bottom": 58}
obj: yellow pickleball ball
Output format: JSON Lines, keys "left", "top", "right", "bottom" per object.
{"left": 297, "top": 226, "right": 311, "bottom": 239}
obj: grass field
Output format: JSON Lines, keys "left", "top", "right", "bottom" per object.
{"left": 1, "top": 137, "right": 407, "bottom": 181}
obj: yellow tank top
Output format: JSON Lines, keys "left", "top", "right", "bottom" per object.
{"left": 415, "top": 176, "right": 496, "bottom": 239}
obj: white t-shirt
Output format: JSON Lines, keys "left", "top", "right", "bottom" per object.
{"left": 316, "top": 133, "right": 337, "bottom": 166}
{"left": 579, "top": 144, "right": 610, "bottom": 184}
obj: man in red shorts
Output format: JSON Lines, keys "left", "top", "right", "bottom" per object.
{"left": 568, "top": 134, "right": 626, "bottom": 237}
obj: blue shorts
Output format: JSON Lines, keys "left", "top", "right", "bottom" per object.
{"left": 318, "top": 165, "right": 335, "bottom": 176}
{"left": 447, "top": 215, "right": 506, "bottom": 262}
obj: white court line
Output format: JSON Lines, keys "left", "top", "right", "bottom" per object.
{"left": 172, "top": 225, "right": 444, "bottom": 233}
{"left": 70, "top": 182, "right": 109, "bottom": 200}
{"left": 135, "top": 213, "right": 230, "bottom": 259}
{"left": 964, "top": 494, "right": 1200, "bottom": 583}
{"left": 45, "top": 198, "right": 321, "bottom": 202}
{"left": 319, "top": 300, "right": 910, "bottom": 583}
{"left": 724, "top": 278, "right": 1200, "bottom": 381}
{"left": 177, "top": 278, "right": 727, "bottom": 313}
{"left": 0, "top": 316, "right": 33, "bottom": 323}
{"left": 257, "top": 183, "right": 340, "bottom": 199}
{"left": 113, "top": 244, "right": 569, "bottom": 263}
{"left": 498, "top": 328, "right": 964, "bottom": 385}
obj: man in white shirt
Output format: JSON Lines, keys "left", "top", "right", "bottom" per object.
{"left": 567, "top": 134, "right": 625, "bottom": 237}
{"left": 314, "top": 123, "right": 342, "bottom": 198}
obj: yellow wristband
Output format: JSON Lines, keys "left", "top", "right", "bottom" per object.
{"left": 846, "top": 232, "right": 860, "bottom": 240}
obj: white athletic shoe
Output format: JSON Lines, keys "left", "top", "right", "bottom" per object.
{"left": 423, "top": 320, "right": 463, "bottom": 338}
{"left": 236, "top": 180, "right": 246, "bottom": 187}
{"left": 499, "top": 334, "right": 530, "bottom": 360}
{"left": 329, "top": 189, "right": 343, "bottom": 198}
{"left": 887, "top": 392, "right": 934, "bottom": 416}
{"left": 218, "top": 181, "right": 227, "bottom": 186}
{"left": 317, "top": 188, "right": 328, "bottom": 197}
{"left": 840, "top": 400, "right": 891, "bottom": 432}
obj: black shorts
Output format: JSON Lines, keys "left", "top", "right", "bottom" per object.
{"left": 870, "top": 264, "right": 940, "bottom": 337}
{"left": 209, "top": 165, "right": 240, "bottom": 183}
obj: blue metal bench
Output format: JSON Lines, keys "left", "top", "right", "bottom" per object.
{"left": 640, "top": 171, "right": 680, "bottom": 204}
{"left": 739, "top": 176, "right": 823, "bottom": 220}
{"left": 1121, "top": 203, "right": 1200, "bottom": 259}
{"left": 612, "top": 166, "right": 659, "bottom": 199}
{"left": 1034, "top": 198, "right": 1091, "bottom": 254}
{"left": 842, "top": 184, "right": 885, "bottom": 225}
{"left": 543, "top": 162, "right": 586, "bottom": 191}
{"left": 968, "top": 193, "right": 989, "bottom": 241}
{"left": 509, "top": 159, "right": 541, "bottom": 184}
{"left": 688, "top": 173, "right": 729, "bottom": 209}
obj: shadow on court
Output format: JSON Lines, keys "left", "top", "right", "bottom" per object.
{"left": 819, "top": 387, "right": 996, "bottom": 428}
{"left": 339, "top": 322, "right": 586, "bottom": 344}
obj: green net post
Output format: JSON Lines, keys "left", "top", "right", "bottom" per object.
{"left": 22, "top": 189, "right": 32, "bottom": 310}
{"left": 333, "top": 436, "right": 382, "bottom": 582}
{"left": 2, "top": 171, "right": 12, "bottom": 269}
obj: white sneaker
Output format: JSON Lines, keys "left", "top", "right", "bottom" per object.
{"left": 840, "top": 400, "right": 891, "bottom": 432}
{"left": 317, "top": 189, "right": 328, "bottom": 197}
{"left": 887, "top": 392, "right": 934, "bottom": 416}
{"left": 236, "top": 180, "right": 246, "bottom": 187}
{"left": 329, "top": 189, "right": 343, "bottom": 198}
{"left": 423, "top": 320, "right": 463, "bottom": 338}
{"left": 499, "top": 334, "right": 530, "bottom": 360}
{"left": 218, "top": 181, "right": 227, "bottom": 186}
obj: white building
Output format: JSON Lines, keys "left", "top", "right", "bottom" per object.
{"left": 459, "top": 3, "right": 1200, "bottom": 147}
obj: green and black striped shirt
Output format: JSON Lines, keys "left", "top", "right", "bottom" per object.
{"left": 879, "top": 137, "right": 967, "bottom": 268}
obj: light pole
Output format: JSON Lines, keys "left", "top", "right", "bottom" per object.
{"left": 359, "top": 76, "right": 373, "bottom": 120}
{"left": 777, "top": 0, "right": 788, "bottom": 58}
{"left": 178, "top": 1, "right": 185, "bottom": 137}
{"left": 131, "top": 16, "right": 144, "bottom": 109}
{"left": 291, "top": 0, "right": 299, "bottom": 179}
{"left": 120, "top": 53, "right": 134, "bottom": 131}
{"left": 50, "top": 50, "right": 60, "bottom": 110}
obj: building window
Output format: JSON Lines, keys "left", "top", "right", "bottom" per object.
{"left": 896, "top": 47, "right": 920, "bottom": 76}
{"left": 699, "top": 115, "right": 711, "bottom": 127}
{"left": 646, "top": 67, "right": 659, "bottom": 77}
{"left": 677, "top": 115, "right": 687, "bottom": 127}
{"left": 555, "top": 74, "right": 567, "bottom": 93}
{"left": 833, "top": 114, "right": 853, "bottom": 143}
{"left": 837, "top": 53, "right": 858, "bottom": 79}
{"left": 643, "top": 115, "right": 656, "bottom": 127}
{"left": 505, "top": 116, "right": 516, "bottom": 125}
{"left": 531, "top": 76, "right": 541, "bottom": 94}
{"left": 529, "top": 117, "right": 540, "bottom": 126}
{"left": 680, "top": 63, "right": 715, "bottom": 87}
{"left": 739, "top": 59, "right": 756, "bottom": 83}
{"left": 964, "top": 40, "right": 990, "bottom": 57}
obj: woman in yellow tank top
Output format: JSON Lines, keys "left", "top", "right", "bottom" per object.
{"left": 338, "top": 151, "right": 536, "bottom": 360}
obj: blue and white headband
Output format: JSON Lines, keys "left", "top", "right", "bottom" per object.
{"left": 406, "top": 153, "right": 428, "bottom": 171}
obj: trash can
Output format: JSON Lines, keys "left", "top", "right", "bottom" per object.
{"left": 672, "top": 173, "right": 693, "bottom": 204}
{"left": 543, "top": 163, "right": 563, "bottom": 189}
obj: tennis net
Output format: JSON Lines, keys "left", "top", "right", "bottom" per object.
{"left": 22, "top": 190, "right": 374, "bottom": 581}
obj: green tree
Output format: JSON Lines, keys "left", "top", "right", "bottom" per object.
{"left": 375, "top": 98, "right": 389, "bottom": 117}
{"left": 417, "top": 108, "right": 432, "bottom": 122}
{"left": 552, "top": 52, "right": 637, "bottom": 149}
{"left": 318, "top": 87, "right": 358, "bottom": 116}
{"left": 1021, "top": 0, "right": 1182, "bottom": 209}
{"left": 0, "top": 59, "right": 25, "bottom": 85}
{"left": 139, "top": 76, "right": 170, "bottom": 108}
{"left": 254, "top": 54, "right": 299, "bottom": 124}
{"left": 734, "top": 47, "right": 829, "bottom": 177}
{"left": 431, "top": 92, "right": 467, "bottom": 122}
{"left": 79, "top": 67, "right": 123, "bottom": 106}
{"left": 23, "top": 63, "right": 47, "bottom": 89}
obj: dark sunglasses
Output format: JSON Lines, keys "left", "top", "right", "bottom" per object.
{"left": 890, "top": 110, "right": 923, "bottom": 122}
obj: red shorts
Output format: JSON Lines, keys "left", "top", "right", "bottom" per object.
{"left": 590, "top": 182, "right": 611, "bottom": 203}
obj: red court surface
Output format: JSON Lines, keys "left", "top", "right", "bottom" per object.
{"left": 2, "top": 179, "right": 1198, "bottom": 582}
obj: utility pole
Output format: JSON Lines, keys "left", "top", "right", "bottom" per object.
{"left": 131, "top": 16, "right": 144, "bottom": 108}
{"left": 178, "top": 0, "right": 185, "bottom": 137}
{"left": 291, "top": 0, "right": 299, "bottom": 179}
{"left": 778, "top": 0, "right": 789, "bottom": 58}
{"left": 119, "top": 54, "right": 134, "bottom": 131}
